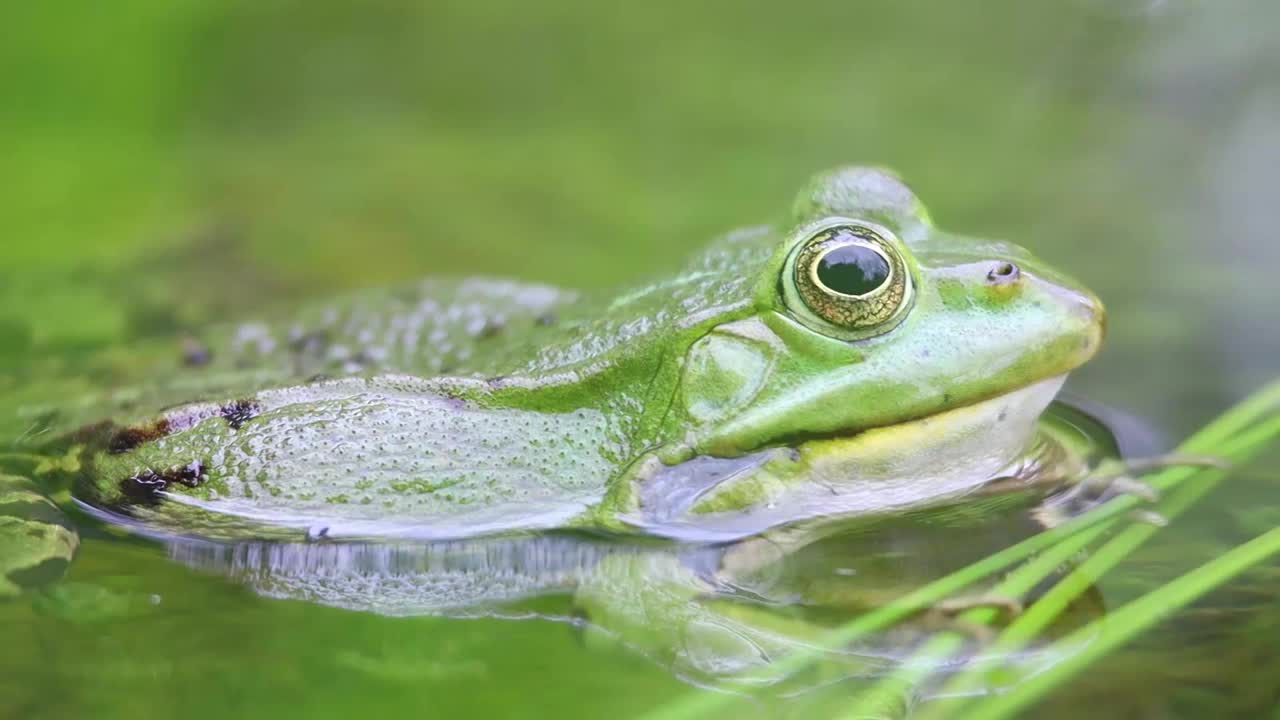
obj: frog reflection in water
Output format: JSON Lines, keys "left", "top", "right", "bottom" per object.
{"left": 2, "top": 167, "right": 1116, "bottom": 709}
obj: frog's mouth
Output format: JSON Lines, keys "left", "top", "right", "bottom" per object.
{"left": 779, "top": 373, "right": 1068, "bottom": 470}
{"left": 769, "top": 374, "right": 1069, "bottom": 452}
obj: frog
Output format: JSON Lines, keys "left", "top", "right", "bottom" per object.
{"left": 1, "top": 166, "right": 1127, "bottom": 716}
{"left": 0, "top": 165, "right": 1108, "bottom": 587}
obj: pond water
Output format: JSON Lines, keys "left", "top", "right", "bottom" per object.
{"left": 2, "top": 1, "right": 1278, "bottom": 717}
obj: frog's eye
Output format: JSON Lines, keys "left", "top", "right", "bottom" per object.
{"left": 784, "top": 222, "right": 914, "bottom": 338}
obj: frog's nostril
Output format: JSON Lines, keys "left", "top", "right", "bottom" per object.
{"left": 986, "top": 262, "right": 1020, "bottom": 285}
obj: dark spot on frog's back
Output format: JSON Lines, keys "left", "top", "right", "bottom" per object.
{"left": 108, "top": 419, "right": 173, "bottom": 455}
{"left": 220, "top": 399, "right": 261, "bottom": 430}
{"left": 119, "top": 462, "right": 206, "bottom": 503}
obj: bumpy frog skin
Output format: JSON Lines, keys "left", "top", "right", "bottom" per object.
{"left": 7, "top": 167, "right": 1103, "bottom": 546}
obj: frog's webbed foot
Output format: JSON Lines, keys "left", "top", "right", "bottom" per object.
{"left": 1034, "top": 453, "right": 1228, "bottom": 528}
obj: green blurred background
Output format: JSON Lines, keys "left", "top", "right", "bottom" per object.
{"left": 2, "top": 0, "right": 1278, "bottom": 717}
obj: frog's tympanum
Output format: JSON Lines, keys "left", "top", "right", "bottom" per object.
{"left": 0, "top": 167, "right": 1110, "bottom": 707}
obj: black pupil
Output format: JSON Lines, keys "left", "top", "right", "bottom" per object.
{"left": 816, "top": 244, "right": 890, "bottom": 296}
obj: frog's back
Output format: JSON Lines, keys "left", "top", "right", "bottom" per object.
{"left": 3, "top": 277, "right": 578, "bottom": 445}
{"left": 1, "top": 276, "right": 637, "bottom": 539}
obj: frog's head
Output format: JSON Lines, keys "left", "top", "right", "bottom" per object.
{"left": 678, "top": 166, "right": 1105, "bottom": 458}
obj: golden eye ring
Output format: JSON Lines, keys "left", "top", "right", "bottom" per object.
{"left": 786, "top": 221, "right": 914, "bottom": 336}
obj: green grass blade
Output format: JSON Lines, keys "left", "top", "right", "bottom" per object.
{"left": 925, "top": 413, "right": 1280, "bottom": 712}
{"left": 960, "top": 524, "right": 1280, "bottom": 720}
{"left": 908, "top": 386, "right": 1280, "bottom": 718}
{"left": 838, "top": 523, "right": 1110, "bottom": 719}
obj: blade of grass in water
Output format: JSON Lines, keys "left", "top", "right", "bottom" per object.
{"left": 961, "top": 524, "right": 1280, "bottom": 720}
{"left": 640, "top": 379, "right": 1280, "bottom": 720}
{"left": 919, "top": 413, "right": 1280, "bottom": 716}
{"left": 841, "top": 520, "right": 1116, "bottom": 719}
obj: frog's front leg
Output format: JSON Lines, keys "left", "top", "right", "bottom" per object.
{"left": 1033, "top": 453, "right": 1228, "bottom": 527}
{"left": 597, "top": 444, "right": 809, "bottom": 536}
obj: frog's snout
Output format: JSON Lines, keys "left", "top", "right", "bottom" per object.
{"left": 1057, "top": 281, "right": 1107, "bottom": 362}
{"left": 1086, "top": 292, "right": 1107, "bottom": 342}
{"left": 1080, "top": 289, "right": 1107, "bottom": 355}
{"left": 984, "top": 256, "right": 1107, "bottom": 365}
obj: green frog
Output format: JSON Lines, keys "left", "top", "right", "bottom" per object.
{"left": 2, "top": 166, "right": 1129, "bottom": 716}
{"left": 1, "top": 165, "right": 1106, "bottom": 590}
